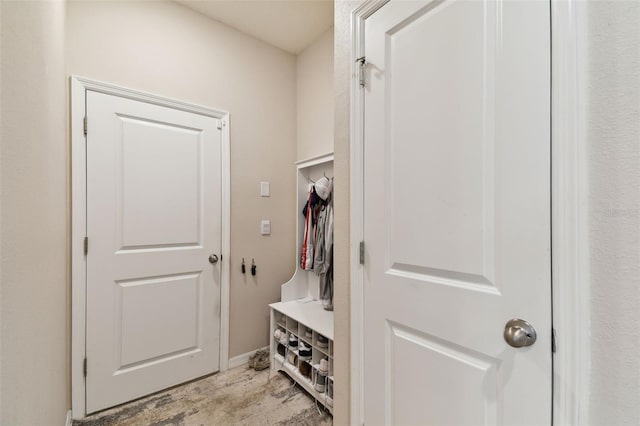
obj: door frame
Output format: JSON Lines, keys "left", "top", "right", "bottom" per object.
{"left": 348, "top": 1, "right": 590, "bottom": 424}
{"left": 70, "top": 76, "right": 231, "bottom": 419}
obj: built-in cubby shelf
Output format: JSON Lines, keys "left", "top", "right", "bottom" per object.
{"left": 269, "top": 153, "right": 334, "bottom": 413}
{"left": 270, "top": 301, "right": 334, "bottom": 412}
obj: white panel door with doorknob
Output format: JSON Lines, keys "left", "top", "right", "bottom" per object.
{"left": 362, "top": 0, "right": 551, "bottom": 424}
{"left": 85, "top": 90, "right": 222, "bottom": 413}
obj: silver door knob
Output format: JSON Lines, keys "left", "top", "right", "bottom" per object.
{"left": 208, "top": 254, "right": 219, "bottom": 264}
{"left": 504, "top": 319, "right": 537, "bottom": 348}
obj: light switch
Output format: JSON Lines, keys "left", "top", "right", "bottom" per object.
{"left": 261, "top": 220, "right": 271, "bottom": 235}
{"left": 260, "top": 182, "right": 270, "bottom": 197}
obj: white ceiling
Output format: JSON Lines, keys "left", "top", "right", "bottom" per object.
{"left": 175, "top": 0, "right": 334, "bottom": 55}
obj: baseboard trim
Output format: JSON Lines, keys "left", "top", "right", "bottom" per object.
{"left": 65, "top": 410, "right": 73, "bottom": 426}
{"left": 228, "top": 346, "right": 268, "bottom": 369}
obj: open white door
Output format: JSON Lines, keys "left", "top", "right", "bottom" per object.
{"left": 85, "top": 90, "right": 222, "bottom": 413}
{"left": 362, "top": 0, "right": 551, "bottom": 424}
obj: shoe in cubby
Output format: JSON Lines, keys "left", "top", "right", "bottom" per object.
{"left": 289, "top": 333, "right": 299, "bottom": 348}
{"left": 317, "top": 334, "right": 329, "bottom": 349}
{"left": 314, "top": 358, "right": 329, "bottom": 393}
{"left": 298, "top": 341, "right": 312, "bottom": 361}
{"left": 299, "top": 359, "right": 312, "bottom": 379}
{"left": 287, "top": 350, "right": 298, "bottom": 366}
{"left": 314, "top": 368, "right": 327, "bottom": 393}
{"left": 319, "top": 358, "right": 329, "bottom": 375}
{"left": 274, "top": 328, "right": 288, "bottom": 346}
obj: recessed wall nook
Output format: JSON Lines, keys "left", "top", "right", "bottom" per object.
{"left": 270, "top": 154, "right": 335, "bottom": 413}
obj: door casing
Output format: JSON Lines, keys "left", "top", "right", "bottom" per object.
{"left": 70, "top": 76, "right": 231, "bottom": 419}
{"left": 348, "top": 1, "right": 590, "bottom": 425}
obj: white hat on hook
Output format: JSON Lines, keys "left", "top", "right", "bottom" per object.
{"left": 314, "top": 176, "right": 332, "bottom": 201}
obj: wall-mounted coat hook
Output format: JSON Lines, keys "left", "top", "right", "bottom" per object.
{"left": 251, "top": 258, "right": 257, "bottom": 276}
{"left": 241, "top": 258, "right": 246, "bottom": 274}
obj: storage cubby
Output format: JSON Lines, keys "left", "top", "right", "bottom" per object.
{"left": 286, "top": 317, "right": 299, "bottom": 334}
{"left": 299, "top": 324, "right": 313, "bottom": 346}
{"left": 274, "top": 311, "right": 286, "bottom": 328}
{"left": 269, "top": 153, "right": 334, "bottom": 414}
{"left": 269, "top": 305, "right": 334, "bottom": 412}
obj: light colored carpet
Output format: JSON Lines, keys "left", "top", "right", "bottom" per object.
{"left": 75, "top": 366, "right": 333, "bottom": 426}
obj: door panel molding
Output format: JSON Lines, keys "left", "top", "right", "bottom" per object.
{"left": 386, "top": 320, "right": 501, "bottom": 426}
{"left": 71, "top": 76, "right": 231, "bottom": 419}
{"left": 349, "top": 1, "right": 589, "bottom": 425}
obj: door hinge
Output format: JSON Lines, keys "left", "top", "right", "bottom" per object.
{"left": 356, "top": 56, "right": 367, "bottom": 88}
{"left": 359, "top": 241, "right": 365, "bottom": 265}
{"left": 84, "top": 237, "right": 88, "bottom": 256}
{"left": 83, "top": 357, "right": 88, "bottom": 377}
{"left": 552, "top": 328, "right": 557, "bottom": 353}
{"left": 83, "top": 116, "right": 88, "bottom": 136}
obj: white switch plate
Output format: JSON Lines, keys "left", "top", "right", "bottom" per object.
{"left": 261, "top": 220, "right": 271, "bottom": 235}
{"left": 260, "top": 182, "right": 270, "bottom": 197}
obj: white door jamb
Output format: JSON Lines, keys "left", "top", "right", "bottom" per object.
{"left": 349, "top": 2, "right": 388, "bottom": 425}
{"left": 550, "top": 1, "right": 591, "bottom": 424}
{"left": 70, "top": 76, "right": 231, "bottom": 420}
{"left": 348, "top": 1, "right": 590, "bottom": 424}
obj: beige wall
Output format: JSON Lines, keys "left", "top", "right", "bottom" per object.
{"left": 296, "top": 27, "right": 334, "bottom": 161}
{"left": 582, "top": 2, "right": 640, "bottom": 425}
{"left": 295, "top": 25, "right": 341, "bottom": 419}
{"left": 0, "top": 1, "right": 69, "bottom": 424}
{"left": 65, "top": 1, "right": 297, "bottom": 359}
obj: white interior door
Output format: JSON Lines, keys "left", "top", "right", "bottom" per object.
{"left": 362, "top": 0, "right": 551, "bottom": 424}
{"left": 85, "top": 91, "right": 222, "bottom": 413}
